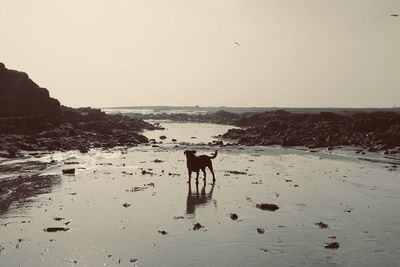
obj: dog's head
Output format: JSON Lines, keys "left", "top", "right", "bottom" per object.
{"left": 184, "top": 150, "right": 196, "bottom": 158}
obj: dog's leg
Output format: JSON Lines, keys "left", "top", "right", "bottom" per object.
{"left": 209, "top": 165, "right": 216, "bottom": 183}
{"left": 195, "top": 171, "right": 199, "bottom": 184}
{"left": 202, "top": 168, "right": 206, "bottom": 181}
{"left": 188, "top": 169, "right": 192, "bottom": 183}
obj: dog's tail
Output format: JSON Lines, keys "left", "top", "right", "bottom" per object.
{"left": 209, "top": 151, "right": 218, "bottom": 159}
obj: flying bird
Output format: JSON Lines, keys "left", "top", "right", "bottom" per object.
{"left": 234, "top": 41, "right": 240, "bottom": 46}
{"left": 390, "top": 14, "right": 399, "bottom": 17}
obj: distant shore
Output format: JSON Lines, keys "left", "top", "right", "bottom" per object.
{"left": 121, "top": 109, "right": 400, "bottom": 154}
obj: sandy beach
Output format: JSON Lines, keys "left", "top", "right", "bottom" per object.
{"left": 1, "top": 121, "right": 399, "bottom": 267}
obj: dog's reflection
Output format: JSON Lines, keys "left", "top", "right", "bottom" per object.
{"left": 186, "top": 181, "right": 216, "bottom": 214}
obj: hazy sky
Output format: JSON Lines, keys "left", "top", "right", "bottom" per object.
{"left": 1, "top": 0, "right": 399, "bottom": 108}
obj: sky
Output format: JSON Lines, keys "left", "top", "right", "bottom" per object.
{"left": 0, "top": 0, "right": 399, "bottom": 108}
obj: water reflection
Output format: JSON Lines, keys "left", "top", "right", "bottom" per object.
{"left": 186, "top": 181, "right": 216, "bottom": 214}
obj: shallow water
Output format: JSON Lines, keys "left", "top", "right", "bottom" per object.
{"left": 0, "top": 122, "right": 400, "bottom": 266}
{"left": 143, "top": 120, "right": 237, "bottom": 145}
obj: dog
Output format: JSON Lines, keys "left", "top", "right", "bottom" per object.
{"left": 184, "top": 150, "right": 217, "bottom": 183}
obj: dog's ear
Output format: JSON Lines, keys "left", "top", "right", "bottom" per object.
{"left": 192, "top": 150, "right": 197, "bottom": 154}
{"left": 184, "top": 150, "right": 187, "bottom": 155}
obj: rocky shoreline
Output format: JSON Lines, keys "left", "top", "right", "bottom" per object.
{"left": 0, "top": 107, "right": 160, "bottom": 158}
{"left": 221, "top": 110, "right": 400, "bottom": 153}
{"left": 0, "top": 63, "right": 159, "bottom": 158}
{"left": 127, "top": 110, "right": 400, "bottom": 153}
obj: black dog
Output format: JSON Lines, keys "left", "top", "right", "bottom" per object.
{"left": 184, "top": 150, "right": 217, "bottom": 183}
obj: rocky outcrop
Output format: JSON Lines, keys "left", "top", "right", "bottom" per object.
{"left": 222, "top": 110, "right": 400, "bottom": 153}
{"left": 126, "top": 108, "right": 400, "bottom": 152}
{"left": 0, "top": 63, "right": 160, "bottom": 157}
{"left": 0, "top": 62, "right": 60, "bottom": 122}
{"left": 0, "top": 105, "right": 160, "bottom": 156}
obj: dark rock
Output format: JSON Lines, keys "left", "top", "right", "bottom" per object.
{"left": 44, "top": 227, "right": 69, "bottom": 232}
{"left": 79, "top": 147, "right": 89, "bottom": 153}
{"left": 230, "top": 213, "right": 238, "bottom": 220}
{"left": 62, "top": 168, "right": 75, "bottom": 175}
{"left": 158, "top": 230, "right": 168, "bottom": 235}
{"left": 212, "top": 140, "right": 224, "bottom": 146}
{"left": 315, "top": 222, "right": 329, "bottom": 229}
{"left": 141, "top": 170, "right": 154, "bottom": 175}
{"left": 324, "top": 242, "right": 340, "bottom": 249}
{"left": 193, "top": 223, "right": 203, "bottom": 230}
{"left": 256, "top": 203, "right": 279, "bottom": 211}
{"left": 257, "top": 227, "right": 265, "bottom": 234}
{"left": 64, "top": 161, "right": 79, "bottom": 165}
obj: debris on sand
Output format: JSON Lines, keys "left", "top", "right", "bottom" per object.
{"left": 158, "top": 230, "right": 168, "bottom": 235}
{"left": 62, "top": 168, "right": 75, "bottom": 175}
{"left": 193, "top": 223, "right": 204, "bottom": 230}
{"left": 225, "top": 170, "right": 247, "bottom": 175}
{"left": 256, "top": 203, "right": 279, "bottom": 211}
{"left": 171, "top": 138, "right": 177, "bottom": 142}
{"left": 126, "top": 183, "right": 154, "bottom": 192}
{"left": 324, "top": 242, "right": 340, "bottom": 249}
{"left": 173, "top": 216, "right": 184, "bottom": 219}
{"left": 168, "top": 172, "right": 180, "bottom": 176}
{"left": 230, "top": 213, "right": 238, "bottom": 220}
{"left": 257, "top": 227, "right": 265, "bottom": 234}
{"left": 259, "top": 248, "right": 268, "bottom": 252}
{"left": 54, "top": 217, "right": 65, "bottom": 221}
{"left": 152, "top": 159, "right": 163, "bottom": 163}
{"left": 315, "top": 221, "right": 329, "bottom": 229}
{"left": 44, "top": 227, "right": 70, "bottom": 232}
{"left": 126, "top": 187, "right": 144, "bottom": 192}
{"left": 141, "top": 170, "right": 154, "bottom": 175}
{"left": 130, "top": 258, "right": 138, "bottom": 263}
{"left": 159, "top": 135, "right": 167, "bottom": 140}
{"left": 64, "top": 161, "right": 79, "bottom": 165}
{"left": 122, "top": 203, "right": 131, "bottom": 208}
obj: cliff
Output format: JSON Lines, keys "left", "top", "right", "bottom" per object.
{"left": 0, "top": 62, "right": 60, "bottom": 122}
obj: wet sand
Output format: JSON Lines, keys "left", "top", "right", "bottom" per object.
{"left": 1, "top": 122, "right": 400, "bottom": 266}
